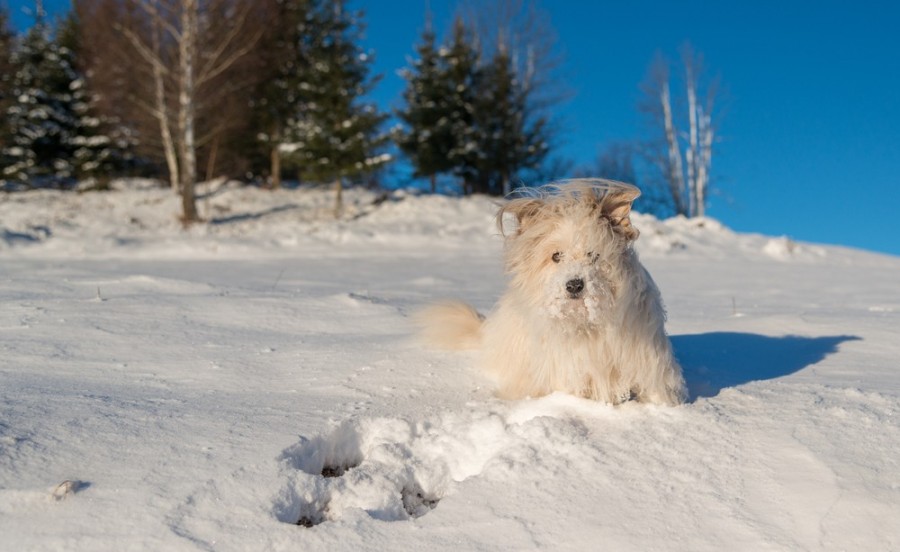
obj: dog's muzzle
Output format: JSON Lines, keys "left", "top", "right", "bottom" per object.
{"left": 566, "top": 278, "right": 585, "bottom": 298}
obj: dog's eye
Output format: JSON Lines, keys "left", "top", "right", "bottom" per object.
{"left": 552, "top": 252, "right": 561, "bottom": 263}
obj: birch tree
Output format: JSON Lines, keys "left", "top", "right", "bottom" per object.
{"left": 75, "top": 0, "right": 266, "bottom": 223}
{"left": 640, "top": 45, "right": 719, "bottom": 218}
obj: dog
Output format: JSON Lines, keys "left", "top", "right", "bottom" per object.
{"left": 417, "top": 179, "right": 686, "bottom": 406}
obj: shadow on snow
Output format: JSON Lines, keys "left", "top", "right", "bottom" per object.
{"left": 672, "top": 332, "right": 862, "bottom": 400}
{"left": 208, "top": 204, "right": 300, "bottom": 225}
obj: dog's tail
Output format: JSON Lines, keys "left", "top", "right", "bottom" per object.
{"left": 414, "top": 300, "right": 484, "bottom": 350}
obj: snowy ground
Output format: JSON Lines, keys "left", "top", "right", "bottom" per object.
{"left": 1, "top": 181, "right": 899, "bottom": 551}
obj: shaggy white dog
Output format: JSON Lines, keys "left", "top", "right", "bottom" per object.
{"left": 418, "top": 180, "right": 686, "bottom": 406}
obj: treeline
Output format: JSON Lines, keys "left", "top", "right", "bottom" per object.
{"left": 0, "top": 0, "right": 557, "bottom": 221}
{"left": 1, "top": 1, "right": 721, "bottom": 221}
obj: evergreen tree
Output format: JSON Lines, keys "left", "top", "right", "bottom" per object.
{"left": 395, "top": 22, "right": 453, "bottom": 193}
{"left": 282, "top": 0, "right": 389, "bottom": 215}
{"left": 394, "top": 16, "right": 550, "bottom": 196}
{"left": 56, "top": 11, "right": 136, "bottom": 183}
{"left": 471, "top": 48, "right": 549, "bottom": 196}
{"left": 247, "top": 0, "right": 312, "bottom": 188}
{"left": 440, "top": 17, "right": 480, "bottom": 193}
{"left": 395, "top": 16, "right": 483, "bottom": 195}
{"left": 0, "top": 6, "right": 16, "bottom": 179}
{"left": 1, "top": 12, "right": 134, "bottom": 188}
{"left": 1, "top": 18, "right": 79, "bottom": 186}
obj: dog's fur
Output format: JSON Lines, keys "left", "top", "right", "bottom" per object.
{"left": 417, "top": 180, "right": 686, "bottom": 406}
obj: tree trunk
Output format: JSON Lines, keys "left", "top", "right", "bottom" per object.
{"left": 149, "top": 3, "right": 179, "bottom": 193}
{"left": 205, "top": 132, "right": 219, "bottom": 182}
{"left": 333, "top": 178, "right": 343, "bottom": 218}
{"left": 685, "top": 63, "right": 703, "bottom": 217}
{"left": 660, "top": 80, "right": 686, "bottom": 216}
{"left": 178, "top": 0, "right": 199, "bottom": 223}
{"left": 270, "top": 122, "right": 282, "bottom": 189}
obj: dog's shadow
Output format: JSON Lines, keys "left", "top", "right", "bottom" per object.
{"left": 672, "top": 332, "right": 861, "bottom": 400}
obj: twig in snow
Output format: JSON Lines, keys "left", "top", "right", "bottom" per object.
{"left": 272, "top": 268, "right": 286, "bottom": 291}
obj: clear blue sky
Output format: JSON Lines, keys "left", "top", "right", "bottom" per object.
{"left": 9, "top": 1, "right": 900, "bottom": 256}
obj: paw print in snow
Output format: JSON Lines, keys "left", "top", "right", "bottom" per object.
{"left": 275, "top": 418, "right": 444, "bottom": 526}
{"left": 274, "top": 396, "right": 596, "bottom": 528}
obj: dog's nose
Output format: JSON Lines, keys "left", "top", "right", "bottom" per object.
{"left": 566, "top": 278, "right": 585, "bottom": 297}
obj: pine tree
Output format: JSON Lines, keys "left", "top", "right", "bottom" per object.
{"left": 395, "top": 16, "right": 549, "bottom": 197}
{"left": 0, "top": 6, "right": 16, "bottom": 180}
{"left": 1, "top": 18, "right": 80, "bottom": 187}
{"left": 471, "top": 48, "right": 549, "bottom": 196}
{"left": 441, "top": 17, "right": 480, "bottom": 193}
{"left": 282, "top": 0, "right": 389, "bottom": 215}
{"left": 248, "top": 0, "right": 312, "bottom": 188}
{"left": 56, "top": 11, "right": 136, "bottom": 184}
{"left": 395, "top": 22, "right": 454, "bottom": 193}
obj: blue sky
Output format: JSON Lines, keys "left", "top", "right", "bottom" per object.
{"left": 8, "top": 1, "right": 900, "bottom": 256}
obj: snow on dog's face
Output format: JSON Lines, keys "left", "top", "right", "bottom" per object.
{"left": 498, "top": 181, "right": 640, "bottom": 329}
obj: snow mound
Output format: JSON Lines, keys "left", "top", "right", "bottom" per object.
{"left": 762, "top": 235, "right": 827, "bottom": 260}
{"left": 1, "top": 182, "right": 836, "bottom": 261}
{"left": 273, "top": 397, "right": 607, "bottom": 526}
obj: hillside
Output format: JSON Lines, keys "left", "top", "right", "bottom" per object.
{"left": 1, "top": 182, "right": 898, "bottom": 551}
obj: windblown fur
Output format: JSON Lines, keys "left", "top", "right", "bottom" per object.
{"left": 418, "top": 179, "right": 687, "bottom": 406}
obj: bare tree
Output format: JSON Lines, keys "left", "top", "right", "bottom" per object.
{"left": 76, "top": 0, "right": 266, "bottom": 223}
{"left": 640, "top": 45, "right": 719, "bottom": 218}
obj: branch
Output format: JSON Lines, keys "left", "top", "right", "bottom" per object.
{"left": 136, "top": 0, "right": 182, "bottom": 42}
{"left": 125, "top": 92, "right": 168, "bottom": 121}
{"left": 196, "top": 26, "right": 264, "bottom": 87}
{"left": 196, "top": 1, "right": 263, "bottom": 86}
{"left": 114, "top": 22, "right": 169, "bottom": 76}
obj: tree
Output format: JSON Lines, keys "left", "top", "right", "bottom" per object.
{"left": 575, "top": 142, "right": 674, "bottom": 216}
{"left": 75, "top": 0, "right": 267, "bottom": 223}
{"left": 451, "top": 1, "right": 558, "bottom": 196}
{"left": 396, "top": 16, "right": 479, "bottom": 194}
{"left": 395, "top": 20, "right": 454, "bottom": 193}
{"left": 440, "top": 16, "right": 480, "bottom": 193}
{"left": 281, "top": 0, "right": 389, "bottom": 216}
{"left": 395, "top": 13, "right": 552, "bottom": 196}
{"left": 1, "top": 17, "right": 81, "bottom": 186}
{"left": 470, "top": 46, "right": 549, "bottom": 196}
{"left": 56, "top": 10, "right": 137, "bottom": 182}
{"left": 467, "top": 0, "right": 561, "bottom": 195}
{"left": 247, "top": 0, "right": 313, "bottom": 189}
{"left": 576, "top": 142, "right": 637, "bottom": 182}
{"left": 0, "top": 6, "right": 16, "bottom": 177}
{"left": 640, "top": 45, "right": 719, "bottom": 218}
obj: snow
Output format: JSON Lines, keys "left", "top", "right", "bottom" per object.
{"left": 1, "top": 181, "right": 899, "bottom": 551}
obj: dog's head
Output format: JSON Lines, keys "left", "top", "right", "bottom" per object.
{"left": 497, "top": 180, "right": 641, "bottom": 327}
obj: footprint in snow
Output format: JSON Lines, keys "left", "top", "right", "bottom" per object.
{"left": 274, "top": 401, "right": 593, "bottom": 528}
{"left": 276, "top": 418, "right": 442, "bottom": 526}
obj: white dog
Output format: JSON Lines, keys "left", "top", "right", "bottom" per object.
{"left": 418, "top": 180, "right": 686, "bottom": 406}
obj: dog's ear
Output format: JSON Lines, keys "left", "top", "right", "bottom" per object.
{"left": 498, "top": 198, "right": 544, "bottom": 236}
{"left": 597, "top": 185, "right": 640, "bottom": 241}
